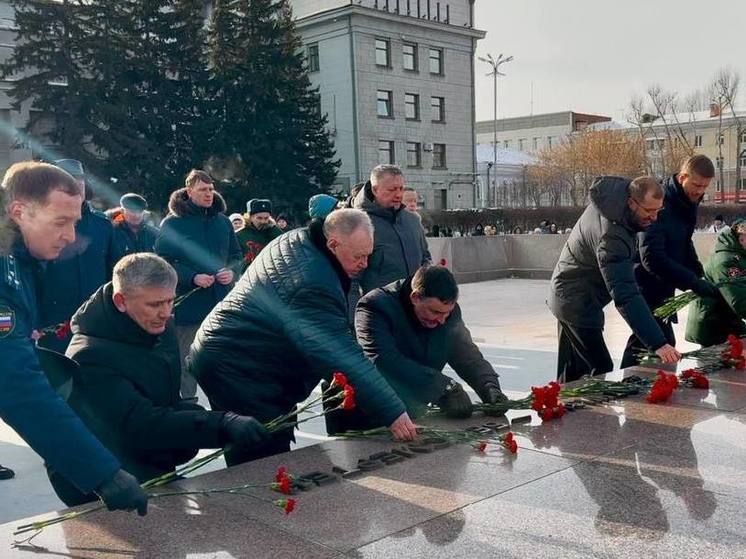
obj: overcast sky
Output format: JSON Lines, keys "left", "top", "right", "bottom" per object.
{"left": 473, "top": 0, "right": 746, "bottom": 122}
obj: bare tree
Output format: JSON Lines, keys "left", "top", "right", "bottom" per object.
{"left": 712, "top": 67, "right": 744, "bottom": 203}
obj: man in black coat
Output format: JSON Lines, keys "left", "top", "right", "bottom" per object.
{"left": 37, "top": 159, "right": 123, "bottom": 353}
{"left": 548, "top": 176, "right": 681, "bottom": 382}
{"left": 190, "top": 209, "right": 417, "bottom": 466}
{"left": 621, "top": 155, "right": 718, "bottom": 367}
{"left": 49, "top": 253, "right": 269, "bottom": 506}
{"left": 351, "top": 265, "right": 506, "bottom": 425}
{"left": 155, "top": 169, "right": 243, "bottom": 400}
{"left": 109, "top": 193, "right": 159, "bottom": 256}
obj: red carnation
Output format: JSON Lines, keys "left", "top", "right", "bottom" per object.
{"left": 727, "top": 335, "right": 744, "bottom": 358}
{"left": 691, "top": 374, "right": 709, "bottom": 389}
{"left": 275, "top": 466, "right": 287, "bottom": 483}
{"left": 502, "top": 432, "right": 518, "bottom": 454}
{"left": 274, "top": 498, "right": 296, "bottom": 515}
{"left": 55, "top": 320, "right": 71, "bottom": 340}
{"left": 341, "top": 385, "right": 356, "bottom": 410}
{"left": 272, "top": 475, "right": 292, "bottom": 495}
{"left": 474, "top": 441, "right": 487, "bottom": 453}
{"left": 332, "top": 372, "right": 349, "bottom": 388}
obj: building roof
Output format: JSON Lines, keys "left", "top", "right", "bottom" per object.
{"left": 475, "top": 111, "right": 610, "bottom": 134}
{"left": 591, "top": 108, "right": 746, "bottom": 131}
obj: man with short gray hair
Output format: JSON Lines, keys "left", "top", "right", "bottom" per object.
{"left": 191, "top": 208, "right": 417, "bottom": 466}
{"left": 48, "top": 252, "right": 269, "bottom": 506}
{"left": 353, "top": 165, "right": 430, "bottom": 294}
{"left": 549, "top": 176, "right": 681, "bottom": 382}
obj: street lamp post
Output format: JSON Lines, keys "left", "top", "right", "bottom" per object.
{"left": 478, "top": 53, "right": 513, "bottom": 207}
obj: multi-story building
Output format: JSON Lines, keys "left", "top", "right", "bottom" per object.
{"left": 293, "top": 0, "right": 485, "bottom": 209}
{"left": 475, "top": 111, "right": 611, "bottom": 156}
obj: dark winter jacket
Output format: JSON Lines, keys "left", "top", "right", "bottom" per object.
{"left": 548, "top": 176, "right": 667, "bottom": 351}
{"left": 66, "top": 283, "right": 226, "bottom": 482}
{"left": 685, "top": 227, "right": 746, "bottom": 346}
{"left": 189, "top": 219, "right": 406, "bottom": 427}
{"left": 108, "top": 208, "right": 159, "bottom": 256}
{"left": 356, "top": 278, "right": 500, "bottom": 416}
{"left": 0, "top": 241, "right": 119, "bottom": 494}
{"left": 155, "top": 188, "right": 243, "bottom": 326}
{"left": 635, "top": 174, "right": 704, "bottom": 316}
{"left": 352, "top": 181, "right": 431, "bottom": 294}
{"left": 236, "top": 221, "right": 283, "bottom": 272}
{"left": 37, "top": 202, "right": 122, "bottom": 352}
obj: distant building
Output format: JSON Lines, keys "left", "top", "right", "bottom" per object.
{"left": 475, "top": 144, "right": 536, "bottom": 208}
{"left": 475, "top": 111, "right": 611, "bottom": 156}
{"left": 293, "top": 0, "right": 486, "bottom": 209}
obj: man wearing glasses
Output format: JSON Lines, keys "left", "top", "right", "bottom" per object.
{"left": 548, "top": 175, "right": 680, "bottom": 382}
{"left": 621, "top": 155, "right": 717, "bottom": 367}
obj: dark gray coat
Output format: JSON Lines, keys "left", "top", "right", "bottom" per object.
{"left": 548, "top": 176, "right": 667, "bottom": 350}
{"left": 155, "top": 189, "right": 243, "bottom": 326}
{"left": 189, "top": 220, "right": 406, "bottom": 427}
{"left": 356, "top": 278, "right": 499, "bottom": 416}
{"left": 353, "top": 181, "right": 431, "bottom": 294}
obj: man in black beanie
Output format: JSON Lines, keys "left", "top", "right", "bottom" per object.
{"left": 109, "top": 193, "right": 159, "bottom": 256}
{"left": 236, "top": 198, "right": 282, "bottom": 271}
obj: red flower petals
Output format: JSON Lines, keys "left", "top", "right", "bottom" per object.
{"left": 501, "top": 432, "right": 518, "bottom": 454}
{"left": 341, "top": 385, "right": 356, "bottom": 410}
{"left": 274, "top": 498, "right": 296, "bottom": 515}
{"left": 531, "top": 381, "right": 564, "bottom": 422}
{"left": 647, "top": 370, "right": 678, "bottom": 403}
{"left": 332, "top": 372, "right": 349, "bottom": 388}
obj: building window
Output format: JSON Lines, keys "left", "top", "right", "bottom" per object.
{"left": 741, "top": 155, "right": 746, "bottom": 167}
{"left": 740, "top": 178, "right": 746, "bottom": 190}
{"left": 432, "top": 143, "right": 446, "bottom": 168}
{"left": 406, "top": 142, "right": 421, "bottom": 167}
{"left": 718, "top": 133, "right": 725, "bottom": 145}
{"left": 405, "top": 93, "right": 420, "bottom": 120}
{"left": 716, "top": 179, "right": 722, "bottom": 191}
{"left": 307, "top": 44, "right": 319, "bottom": 72}
{"left": 431, "top": 96, "right": 445, "bottom": 122}
{"left": 437, "top": 188, "right": 448, "bottom": 210}
{"left": 547, "top": 136, "right": 554, "bottom": 148}
{"left": 403, "top": 42, "right": 417, "bottom": 71}
{"left": 694, "top": 134, "right": 703, "bottom": 147}
{"left": 716, "top": 156, "right": 724, "bottom": 169}
{"left": 533, "top": 137, "right": 540, "bottom": 151}
{"left": 378, "top": 140, "right": 395, "bottom": 164}
{"left": 503, "top": 140, "right": 510, "bottom": 149}
{"left": 375, "top": 38, "right": 390, "bottom": 67}
{"left": 428, "top": 48, "right": 443, "bottom": 75}
{"left": 377, "top": 90, "right": 393, "bottom": 118}
{"left": 741, "top": 131, "right": 746, "bottom": 144}
{"left": 518, "top": 138, "right": 526, "bottom": 151}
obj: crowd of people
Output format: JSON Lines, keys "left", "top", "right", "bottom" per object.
{"left": 1, "top": 153, "right": 744, "bottom": 519}
{"left": 0, "top": 161, "right": 507, "bottom": 515}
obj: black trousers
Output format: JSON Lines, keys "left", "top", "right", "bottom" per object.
{"left": 556, "top": 321, "right": 614, "bottom": 383}
{"left": 620, "top": 318, "right": 675, "bottom": 369}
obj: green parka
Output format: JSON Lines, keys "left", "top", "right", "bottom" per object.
{"left": 685, "top": 226, "right": 746, "bottom": 346}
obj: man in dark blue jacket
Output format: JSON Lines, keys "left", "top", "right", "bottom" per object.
{"left": 190, "top": 209, "right": 417, "bottom": 466}
{"left": 352, "top": 266, "right": 507, "bottom": 423}
{"left": 548, "top": 176, "right": 681, "bottom": 382}
{"left": 621, "top": 155, "right": 718, "bottom": 367}
{"left": 0, "top": 160, "right": 147, "bottom": 513}
{"left": 37, "top": 159, "right": 122, "bottom": 353}
{"left": 109, "top": 193, "right": 159, "bottom": 256}
{"left": 155, "top": 169, "right": 242, "bottom": 399}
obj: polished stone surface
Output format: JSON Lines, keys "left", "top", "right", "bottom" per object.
{"left": 5, "top": 340, "right": 746, "bottom": 557}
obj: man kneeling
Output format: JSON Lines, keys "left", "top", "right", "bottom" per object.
{"left": 48, "top": 253, "right": 269, "bottom": 506}
{"left": 330, "top": 265, "right": 507, "bottom": 431}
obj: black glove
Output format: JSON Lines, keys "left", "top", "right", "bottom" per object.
{"left": 221, "top": 412, "right": 271, "bottom": 447}
{"left": 95, "top": 469, "right": 148, "bottom": 516}
{"left": 692, "top": 278, "right": 719, "bottom": 299}
{"left": 481, "top": 382, "right": 509, "bottom": 416}
{"left": 437, "top": 380, "right": 473, "bottom": 419}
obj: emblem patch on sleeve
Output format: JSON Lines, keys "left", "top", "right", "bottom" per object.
{"left": 728, "top": 267, "right": 743, "bottom": 278}
{"left": 0, "top": 305, "right": 15, "bottom": 337}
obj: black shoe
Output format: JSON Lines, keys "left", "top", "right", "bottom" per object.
{"left": 0, "top": 464, "right": 15, "bottom": 480}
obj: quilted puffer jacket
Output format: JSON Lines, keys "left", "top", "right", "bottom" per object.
{"left": 188, "top": 219, "right": 406, "bottom": 426}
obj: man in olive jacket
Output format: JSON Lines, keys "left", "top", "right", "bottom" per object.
{"left": 548, "top": 176, "right": 681, "bottom": 382}
{"left": 686, "top": 223, "right": 746, "bottom": 346}
{"left": 190, "top": 209, "right": 417, "bottom": 466}
{"left": 353, "top": 165, "right": 431, "bottom": 295}
{"left": 622, "top": 155, "right": 718, "bottom": 367}
{"left": 49, "top": 254, "right": 269, "bottom": 505}
{"left": 352, "top": 266, "right": 506, "bottom": 425}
